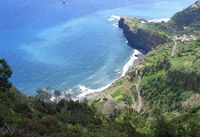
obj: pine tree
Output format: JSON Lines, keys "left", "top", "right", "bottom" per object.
{"left": 0, "top": 59, "right": 12, "bottom": 92}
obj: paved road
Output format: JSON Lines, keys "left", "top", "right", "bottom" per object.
{"left": 171, "top": 39, "right": 177, "bottom": 57}
{"left": 135, "top": 70, "right": 143, "bottom": 113}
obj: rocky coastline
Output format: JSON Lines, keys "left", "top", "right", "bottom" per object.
{"left": 118, "top": 17, "right": 169, "bottom": 53}
{"left": 85, "top": 17, "right": 172, "bottom": 100}
{"left": 42, "top": 17, "right": 172, "bottom": 102}
{"left": 84, "top": 17, "right": 171, "bottom": 100}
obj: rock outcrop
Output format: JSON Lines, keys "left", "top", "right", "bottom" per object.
{"left": 119, "top": 17, "right": 169, "bottom": 53}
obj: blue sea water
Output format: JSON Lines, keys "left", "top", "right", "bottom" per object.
{"left": 0, "top": 0, "right": 196, "bottom": 95}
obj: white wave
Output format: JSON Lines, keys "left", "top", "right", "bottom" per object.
{"left": 108, "top": 15, "right": 121, "bottom": 22}
{"left": 78, "top": 85, "right": 88, "bottom": 92}
{"left": 86, "top": 74, "right": 95, "bottom": 80}
{"left": 75, "top": 80, "right": 116, "bottom": 100}
{"left": 108, "top": 18, "right": 115, "bottom": 22}
{"left": 74, "top": 49, "right": 141, "bottom": 100}
{"left": 148, "top": 18, "right": 170, "bottom": 23}
{"left": 60, "top": 81, "right": 68, "bottom": 86}
{"left": 121, "top": 49, "right": 140, "bottom": 77}
{"left": 110, "top": 15, "right": 121, "bottom": 20}
{"left": 112, "top": 23, "right": 118, "bottom": 28}
{"left": 114, "top": 68, "right": 121, "bottom": 73}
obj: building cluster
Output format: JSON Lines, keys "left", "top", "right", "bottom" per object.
{"left": 174, "top": 34, "right": 197, "bottom": 42}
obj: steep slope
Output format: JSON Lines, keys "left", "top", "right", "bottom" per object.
{"left": 0, "top": 1, "right": 200, "bottom": 137}
{"left": 91, "top": 39, "right": 200, "bottom": 136}
{"left": 171, "top": 0, "right": 200, "bottom": 30}
{"left": 0, "top": 60, "right": 131, "bottom": 137}
{"left": 119, "top": 17, "right": 170, "bottom": 52}
{"left": 90, "top": 1, "right": 200, "bottom": 136}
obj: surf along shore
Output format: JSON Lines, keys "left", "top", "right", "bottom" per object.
{"left": 49, "top": 16, "right": 170, "bottom": 102}
{"left": 79, "top": 16, "right": 170, "bottom": 101}
{"left": 81, "top": 52, "right": 144, "bottom": 101}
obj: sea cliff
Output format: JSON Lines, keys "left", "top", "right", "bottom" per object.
{"left": 119, "top": 17, "right": 169, "bottom": 52}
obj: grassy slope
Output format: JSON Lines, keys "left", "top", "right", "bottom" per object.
{"left": 125, "top": 17, "right": 173, "bottom": 37}
{"left": 91, "top": 11, "right": 200, "bottom": 136}
{"left": 91, "top": 40, "right": 200, "bottom": 136}
{"left": 95, "top": 40, "right": 200, "bottom": 108}
{"left": 140, "top": 41, "right": 200, "bottom": 109}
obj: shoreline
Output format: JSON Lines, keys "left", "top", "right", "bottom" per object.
{"left": 43, "top": 15, "right": 141, "bottom": 102}
{"left": 49, "top": 17, "right": 170, "bottom": 102}
{"left": 76, "top": 51, "right": 144, "bottom": 101}
{"left": 52, "top": 16, "right": 172, "bottom": 101}
{"left": 37, "top": 50, "right": 144, "bottom": 102}
{"left": 77, "top": 17, "right": 171, "bottom": 100}
{"left": 73, "top": 15, "right": 144, "bottom": 100}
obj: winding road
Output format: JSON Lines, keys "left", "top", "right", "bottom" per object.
{"left": 171, "top": 38, "right": 177, "bottom": 57}
{"left": 135, "top": 70, "right": 143, "bottom": 113}
{"left": 133, "top": 38, "right": 177, "bottom": 112}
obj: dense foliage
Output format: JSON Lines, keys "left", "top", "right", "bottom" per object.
{"left": 1, "top": 41, "right": 200, "bottom": 137}
{"left": 0, "top": 62, "right": 131, "bottom": 137}
{"left": 92, "top": 40, "right": 200, "bottom": 137}
{"left": 0, "top": 59, "right": 12, "bottom": 92}
{"left": 1, "top": 1, "right": 200, "bottom": 136}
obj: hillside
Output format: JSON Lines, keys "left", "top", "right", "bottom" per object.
{"left": 171, "top": 0, "right": 200, "bottom": 32}
{"left": 90, "top": 39, "right": 200, "bottom": 136}
{"left": 89, "top": 0, "right": 200, "bottom": 136}
{"left": 1, "top": 40, "right": 200, "bottom": 136}
{"left": 0, "top": 63, "right": 129, "bottom": 137}
{"left": 0, "top": 1, "right": 200, "bottom": 137}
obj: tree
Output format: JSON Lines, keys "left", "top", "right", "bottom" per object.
{"left": 36, "top": 88, "right": 52, "bottom": 103}
{"left": 0, "top": 59, "right": 12, "bottom": 92}
{"left": 54, "top": 90, "right": 62, "bottom": 103}
{"left": 196, "top": 37, "right": 200, "bottom": 46}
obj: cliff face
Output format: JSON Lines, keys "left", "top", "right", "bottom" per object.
{"left": 119, "top": 17, "right": 169, "bottom": 53}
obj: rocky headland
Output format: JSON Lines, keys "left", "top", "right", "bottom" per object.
{"left": 118, "top": 17, "right": 169, "bottom": 52}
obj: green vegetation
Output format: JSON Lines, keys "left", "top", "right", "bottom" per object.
{"left": 0, "top": 59, "right": 12, "bottom": 92}
{"left": 126, "top": 18, "right": 173, "bottom": 37}
{"left": 0, "top": 63, "right": 129, "bottom": 137}
{"left": 2, "top": 40, "right": 199, "bottom": 137}
{"left": 101, "top": 4, "right": 200, "bottom": 134}
{"left": 93, "top": 40, "right": 200, "bottom": 137}
{"left": 127, "top": 0, "right": 200, "bottom": 36}
{"left": 140, "top": 41, "right": 200, "bottom": 109}
{"left": 1, "top": 1, "right": 200, "bottom": 136}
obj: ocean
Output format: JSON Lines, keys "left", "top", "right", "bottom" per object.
{"left": 0, "top": 0, "right": 196, "bottom": 95}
